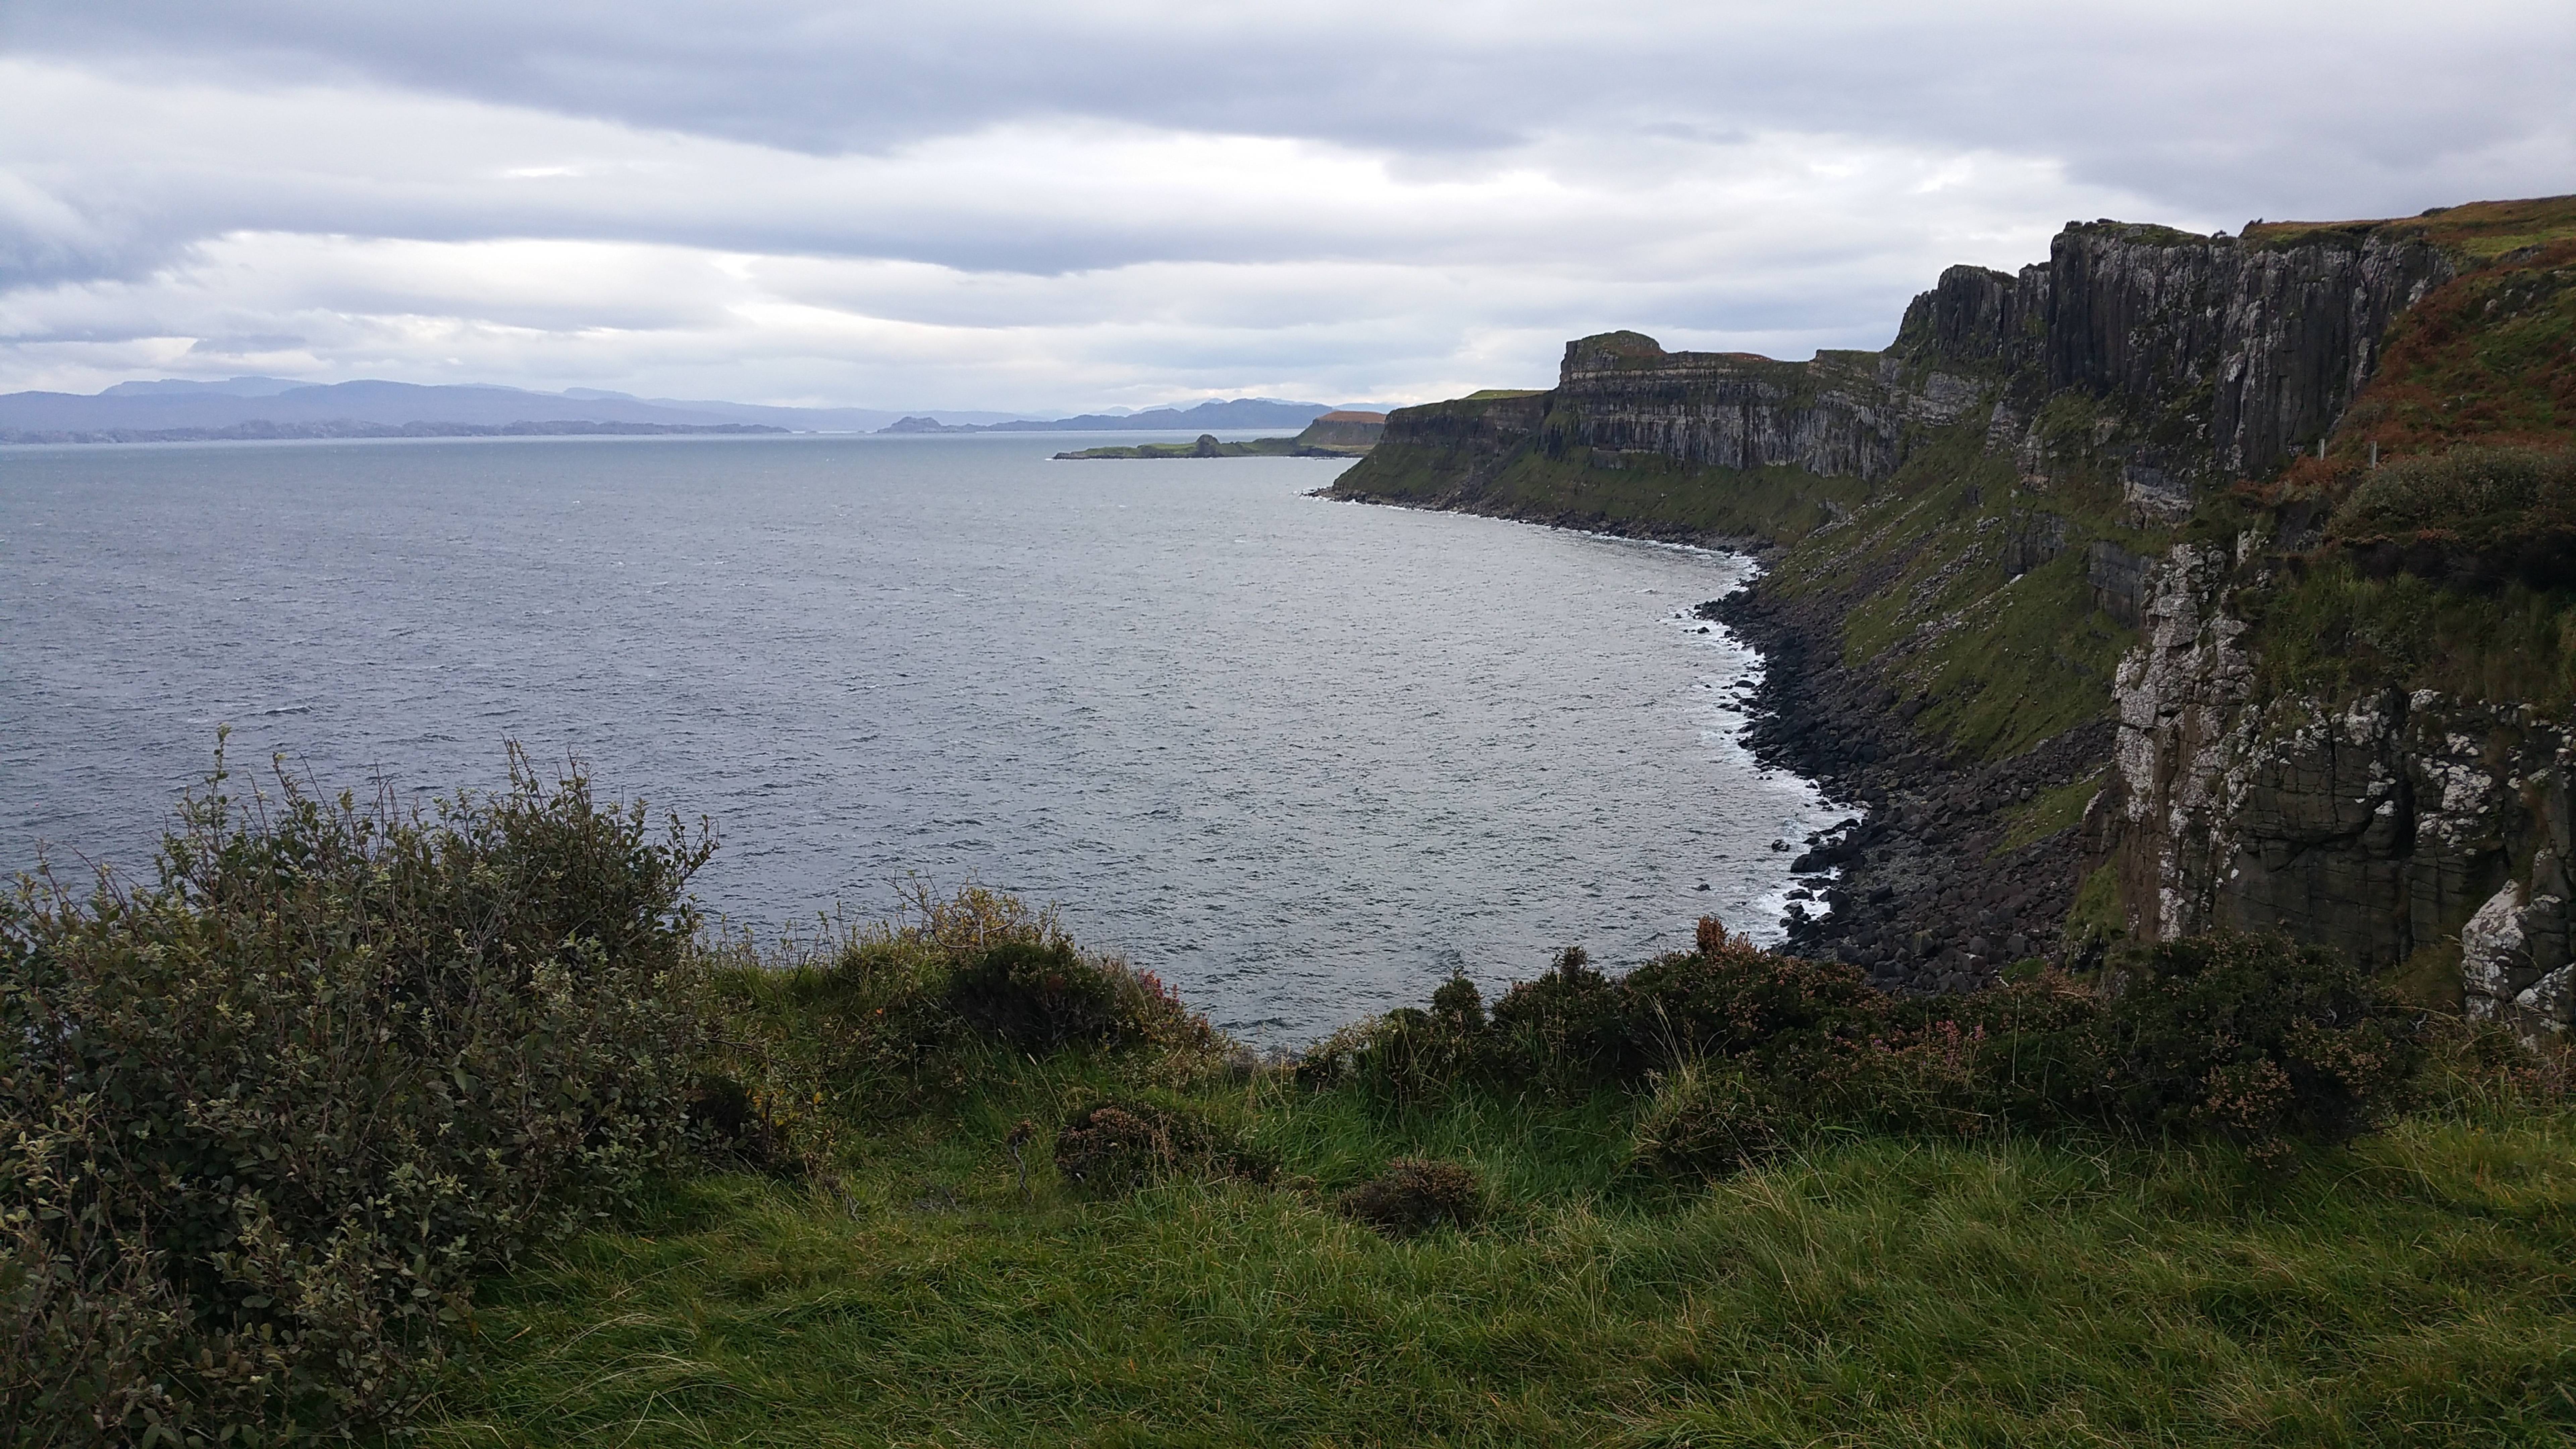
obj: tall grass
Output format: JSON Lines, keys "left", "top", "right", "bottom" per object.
{"left": 12, "top": 755, "right": 2572, "bottom": 1446}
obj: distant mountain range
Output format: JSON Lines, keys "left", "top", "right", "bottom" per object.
{"left": 883, "top": 398, "right": 1395, "bottom": 434}
{"left": 0, "top": 378, "right": 1028, "bottom": 438}
{"left": 0, "top": 377, "right": 1400, "bottom": 444}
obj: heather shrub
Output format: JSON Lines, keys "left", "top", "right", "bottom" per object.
{"left": 947, "top": 940, "right": 1210, "bottom": 1055}
{"left": 1331, "top": 920, "right": 2426, "bottom": 1167}
{"left": 1337, "top": 1158, "right": 1483, "bottom": 1237}
{"left": 1053, "top": 1097, "right": 1234, "bottom": 1196}
{"left": 1487, "top": 947, "right": 1634, "bottom": 1087}
{"left": 2092, "top": 932, "right": 2423, "bottom": 1160}
{"left": 1619, "top": 929, "right": 1889, "bottom": 1071}
{"left": 2329, "top": 445, "right": 2576, "bottom": 587}
{"left": 2331, "top": 445, "right": 2576, "bottom": 545}
{"left": 0, "top": 746, "right": 711, "bottom": 1443}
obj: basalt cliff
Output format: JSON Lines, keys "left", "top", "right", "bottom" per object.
{"left": 1329, "top": 196, "right": 2576, "bottom": 1038}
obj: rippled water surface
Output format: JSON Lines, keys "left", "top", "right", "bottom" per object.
{"left": 0, "top": 433, "right": 1838, "bottom": 1038}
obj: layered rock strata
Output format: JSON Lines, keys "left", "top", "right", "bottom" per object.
{"left": 2099, "top": 540, "right": 2576, "bottom": 1036}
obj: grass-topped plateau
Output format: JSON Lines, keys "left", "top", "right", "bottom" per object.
{"left": 5, "top": 752, "right": 2573, "bottom": 1446}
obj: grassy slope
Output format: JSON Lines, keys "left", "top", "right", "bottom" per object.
{"left": 2322, "top": 197, "right": 2576, "bottom": 462}
{"left": 1769, "top": 427, "right": 2156, "bottom": 763}
{"left": 1339, "top": 431, "right": 1876, "bottom": 547}
{"left": 429, "top": 1052, "right": 2576, "bottom": 1448}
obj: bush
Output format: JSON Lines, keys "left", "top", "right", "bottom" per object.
{"left": 2093, "top": 932, "right": 2422, "bottom": 1160}
{"left": 1337, "top": 1159, "right": 1483, "bottom": 1238}
{"left": 1626, "top": 1065, "right": 1791, "bottom": 1181}
{"left": 949, "top": 940, "right": 1218, "bottom": 1056}
{"left": 1487, "top": 947, "right": 1634, "bottom": 1088}
{"left": 1333, "top": 921, "right": 2427, "bottom": 1169}
{"left": 0, "top": 746, "right": 711, "bottom": 1443}
{"left": 2330, "top": 446, "right": 2576, "bottom": 587}
{"left": 1052, "top": 1098, "right": 1231, "bottom": 1196}
{"left": 1620, "top": 933, "right": 1889, "bottom": 1071}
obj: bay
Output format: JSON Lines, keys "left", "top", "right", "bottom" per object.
{"left": 0, "top": 432, "right": 1839, "bottom": 1040}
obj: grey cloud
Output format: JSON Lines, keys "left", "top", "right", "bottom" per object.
{"left": 1, "top": 2, "right": 2568, "bottom": 406}
{"left": 11, "top": 0, "right": 2570, "bottom": 226}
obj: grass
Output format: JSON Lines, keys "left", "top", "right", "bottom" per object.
{"left": 2243, "top": 556, "right": 2576, "bottom": 714}
{"left": 1338, "top": 430, "right": 1877, "bottom": 547}
{"left": 2246, "top": 195, "right": 2576, "bottom": 263}
{"left": 1996, "top": 770, "right": 2106, "bottom": 854}
{"left": 424, "top": 1044, "right": 2576, "bottom": 1447}
{"left": 1343, "top": 357, "right": 2172, "bottom": 768}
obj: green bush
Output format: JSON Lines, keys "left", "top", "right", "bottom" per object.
{"left": 1331, "top": 922, "right": 2424, "bottom": 1167}
{"left": 1619, "top": 933, "right": 1890, "bottom": 1071}
{"left": 2329, "top": 445, "right": 2576, "bottom": 587}
{"left": 1487, "top": 947, "right": 1635, "bottom": 1088}
{"left": 0, "top": 746, "right": 711, "bottom": 1444}
{"left": 949, "top": 941, "right": 1126, "bottom": 1049}
{"left": 2092, "top": 932, "right": 2423, "bottom": 1161}
{"left": 2331, "top": 445, "right": 2576, "bottom": 545}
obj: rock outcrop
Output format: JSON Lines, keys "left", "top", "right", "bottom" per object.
{"left": 2099, "top": 539, "right": 2576, "bottom": 1037}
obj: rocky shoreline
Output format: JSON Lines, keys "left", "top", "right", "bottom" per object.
{"left": 1703, "top": 578, "right": 2111, "bottom": 992}
{"left": 1321, "top": 486, "right": 2113, "bottom": 989}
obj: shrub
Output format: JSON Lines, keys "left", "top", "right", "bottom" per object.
{"left": 1337, "top": 921, "right": 2427, "bottom": 1168}
{"left": 1626, "top": 1065, "right": 1791, "bottom": 1181}
{"left": 950, "top": 941, "right": 1126, "bottom": 1049}
{"left": 1488, "top": 947, "right": 1634, "bottom": 1088}
{"left": 1052, "top": 1098, "right": 1232, "bottom": 1196}
{"left": 2093, "top": 932, "right": 2423, "bottom": 1159}
{"left": 0, "top": 745, "right": 711, "bottom": 1443}
{"left": 1620, "top": 933, "right": 1889, "bottom": 1071}
{"left": 948, "top": 940, "right": 1217, "bottom": 1057}
{"left": 1337, "top": 1159, "right": 1483, "bottom": 1238}
{"left": 2329, "top": 446, "right": 2576, "bottom": 587}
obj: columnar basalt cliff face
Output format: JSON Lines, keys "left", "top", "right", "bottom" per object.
{"left": 1552, "top": 333, "right": 1926, "bottom": 479}
{"left": 1363, "top": 220, "right": 2453, "bottom": 526}
{"left": 1895, "top": 225, "right": 2454, "bottom": 500}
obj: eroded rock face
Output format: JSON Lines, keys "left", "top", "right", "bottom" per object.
{"left": 2106, "top": 543, "right": 2255, "bottom": 944}
{"left": 2103, "top": 549, "right": 2576, "bottom": 1039}
{"left": 1896, "top": 227, "right": 2454, "bottom": 487}
{"left": 1368, "top": 222, "right": 2456, "bottom": 519}
{"left": 1554, "top": 339, "right": 1914, "bottom": 479}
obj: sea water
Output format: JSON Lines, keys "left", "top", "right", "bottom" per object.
{"left": 0, "top": 432, "right": 1840, "bottom": 1040}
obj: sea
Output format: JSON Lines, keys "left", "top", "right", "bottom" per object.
{"left": 0, "top": 431, "right": 1841, "bottom": 1041}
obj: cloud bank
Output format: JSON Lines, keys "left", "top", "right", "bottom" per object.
{"left": 3, "top": 1, "right": 2569, "bottom": 409}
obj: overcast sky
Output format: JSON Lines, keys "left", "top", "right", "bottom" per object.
{"left": 2, "top": 2, "right": 2569, "bottom": 412}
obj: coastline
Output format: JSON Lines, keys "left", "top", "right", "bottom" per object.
{"left": 1317, "top": 482, "right": 2104, "bottom": 988}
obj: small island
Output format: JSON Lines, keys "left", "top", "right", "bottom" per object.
{"left": 1054, "top": 410, "right": 1386, "bottom": 460}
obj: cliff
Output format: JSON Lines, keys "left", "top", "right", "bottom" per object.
{"left": 1295, "top": 410, "right": 1388, "bottom": 452}
{"left": 1328, "top": 195, "right": 2576, "bottom": 1035}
